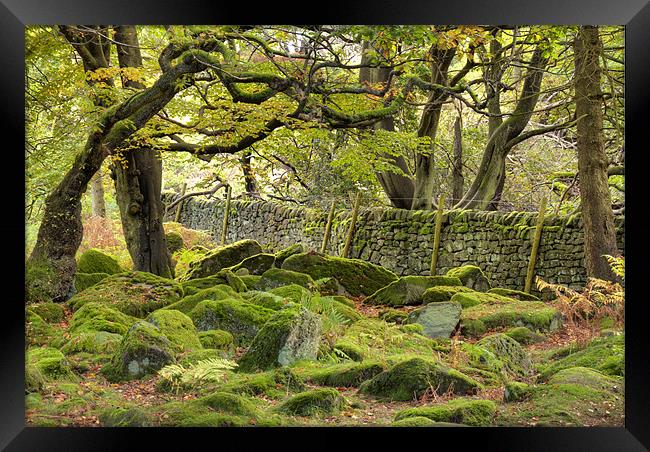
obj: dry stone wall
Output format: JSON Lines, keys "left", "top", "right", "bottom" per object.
{"left": 163, "top": 193, "right": 625, "bottom": 291}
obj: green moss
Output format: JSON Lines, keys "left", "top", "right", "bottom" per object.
{"left": 61, "top": 331, "right": 123, "bottom": 355}
{"left": 146, "top": 309, "right": 202, "bottom": 352}
{"left": 400, "top": 323, "right": 424, "bottom": 335}
{"left": 315, "top": 296, "right": 362, "bottom": 323}
{"left": 196, "top": 391, "right": 259, "bottom": 417}
{"left": 165, "top": 231, "right": 184, "bottom": 253}
{"left": 504, "top": 381, "right": 532, "bottom": 402}
{"left": 99, "top": 406, "right": 154, "bottom": 427}
{"left": 307, "top": 361, "right": 387, "bottom": 387}
{"left": 157, "top": 401, "right": 252, "bottom": 427}
{"left": 366, "top": 276, "right": 463, "bottom": 307}
{"left": 77, "top": 248, "right": 122, "bottom": 275}
{"left": 488, "top": 288, "right": 540, "bottom": 301}
{"left": 69, "top": 302, "right": 137, "bottom": 336}
{"left": 228, "top": 253, "right": 275, "bottom": 275}
{"left": 165, "top": 285, "right": 242, "bottom": 315}
{"left": 476, "top": 333, "right": 532, "bottom": 377}
{"left": 331, "top": 295, "right": 355, "bottom": 308}
{"left": 282, "top": 252, "right": 397, "bottom": 297}
{"left": 241, "top": 290, "right": 287, "bottom": 310}
{"left": 277, "top": 388, "right": 345, "bottom": 417}
{"left": 269, "top": 284, "right": 312, "bottom": 303}
{"left": 446, "top": 265, "right": 490, "bottom": 291}
{"left": 219, "top": 367, "right": 305, "bottom": 399}
{"left": 189, "top": 299, "right": 274, "bottom": 345}
{"left": 256, "top": 267, "right": 315, "bottom": 290}
{"left": 505, "top": 326, "right": 545, "bottom": 345}
{"left": 451, "top": 291, "right": 517, "bottom": 309}
{"left": 26, "top": 310, "right": 66, "bottom": 347}
{"left": 27, "top": 303, "right": 65, "bottom": 324}
{"left": 74, "top": 272, "right": 110, "bottom": 293}
{"left": 179, "top": 270, "right": 246, "bottom": 296}
{"left": 182, "top": 239, "right": 264, "bottom": 280}
{"left": 239, "top": 275, "right": 262, "bottom": 290}
{"left": 68, "top": 271, "right": 183, "bottom": 318}
{"left": 274, "top": 244, "right": 304, "bottom": 267}
{"left": 333, "top": 340, "right": 364, "bottom": 362}
{"left": 359, "top": 357, "right": 481, "bottom": 401}
{"left": 422, "top": 286, "right": 476, "bottom": 304}
{"left": 394, "top": 398, "right": 497, "bottom": 426}
{"left": 102, "top": 320, "right": 175, "bottom": 382}
{"left": 379, "top": 308, "right": 408, "bottom": 324}
{"left": 237, "top": 306, "right": 322, "bottom": 372}
{"left": 25, "top": 258, "right": 58, "bottom": 304}
{"left": 198, "top": 329, "right": 234, "bottom": 350}
{"left": 26, "top": 362, "right": 46, "bottom": 392}
{"left": 27, "top": 347, "right": 76, "bottom": 381}
{"left": 538, "top": 334, "right": 625, "bottom": 379}
{"left": 392, "top": 416, "right": 437, "bottom": 427}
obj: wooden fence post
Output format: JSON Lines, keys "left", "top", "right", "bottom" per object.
{"left": 342, "top": 192, "right": 362, "bottom": 258}
{"left": 174, "top": 182, "right": 187, "bottom": 223}
{"left": 321, "top": 201, "right": 336, "bottom": 254}
{"left": 524, "top": 197, "right": 547, "bottom": 293}
{"left": 220, "top": 185, "right": 232, "bottom": 245}
{"left": 429, "top": 194, "right": 446, "bottom": 275}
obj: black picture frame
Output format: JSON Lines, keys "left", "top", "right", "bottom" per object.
{"left": 4, "top": 1, "right": 649, "bottom": 450}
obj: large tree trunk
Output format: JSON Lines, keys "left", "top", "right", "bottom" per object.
{"left": 112, "top": 25, "right": 173, "bottom": 277}
{"left": 91, "top": 170, "right": 107, "bottom": 218}
{"left": 574, "top": 26, "right": 620, "bottom": 281}
{"left": 360, "top": 42, "right": 414, "bottom": 209}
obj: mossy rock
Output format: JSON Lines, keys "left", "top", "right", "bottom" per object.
{"left": 189, "top": 299, "right": 274, "bottom": 345}
{"left": 538, "top": 334, "right": 625, "bottom": 379}
{"left": 164, "top": 285, "right": 243, "bottom": 315}
{"left": 68, "top": 302, "right": 137, "bottom": 336}
{"left": 458, "top": 342, "right": 505, "bottom": 379}
{"left": 282, "top": 251, "right": 397, "bottom": 297}
{"left": 196, "top": 391, "right": 259, "bottom": 417}
{"left": 505, "top": 326, "right": 545, "bottom": 345}
{"left": 25, "top": 311, "right": 66, "bottom": 348}
{"left": 394, "top": 398, "right": 497, "bottom": 426}
{"left": 27, "top": 303, "right": 65, "bottom": 324}
{"left": 239, "top": 275, "right": 262, "bottom": 291}
{"left": 330, "top": 295, "right": 355, "bottom": 308}
{"left": 67, "top": 271, "right": 184, "bottom": 318}
{"left": 61, "top": 331, "right": 123, "bottom": 355}
{"left": 548, "top": 367, "right": 623, "bottom": 393}
{"left": 157, "top": 400, "right": 256, "bottom": 427}
{"left": 365, "top": 276, "right": 463, "bottom": 307}
{"left": 74, "top": 272, "right": 110, "bottom": 293}
{"left": 460, "top": 299, "right": 562, "bottom": 338}
{"left": 399, "top": 323, "right": 424, "bottom": 335}
{"left": 182, "top": 239, "right": 264, "bottom": 280}
{"left": 333, "top": 340, "right": 364, "bottom": 362}
{"left": 277, "top": 388, "right": 346, "bottom": 417}
{"left": 488, "top": 288, "right": 540, "bottom": 301}
{"left": 269, "top": 284, "right": 312, "bottom": 303}
{"left": 406, "top": 301, "right": 462, "bottom": 339}
{"left": 219, "top": 367, "right": 305, "bottom": 399}
{"left": 99, "top": 406, "right": 154, "bottom": 427}
{"left": 450, "top": 291, "right": 518, "bottom": 309}
{"left": 307, "top": 361, "right": 387, "bottom": 387}
{"left": 392, "top": 416, "right": 437, "bottom": 427}
{"left": 27, "top": 347, "right": 76, "bottom": 381}
{"left": 313, "top": 277, "right": 348, "bottom": 296}
{"left": 476, "top": 333, "right": 532, "bottom": 377}
{"left": 359, "top": 357, "right": 481, "bottom": 401}
{"left": 237, "top": 306, "right": 322, "bottom": 372}
{"left": 446, "top": 265, "right": 491, "bottom": 291}
{"left": 504, "top": 381, "right": 532, "bottom": 402}
{"left": 379, "top": 308, "right": 408, "bottom": 324}
{"left": 77, "top": 248, "right": 122, "bottom": 275}
{"left": 25, "top": 258, "right": 60, "bottom": 304}
{"left": 198, "top": 329, "right": 234, "bottom": 351}
{"left": 255, "top": 267, "right": 315, "bottom": 291}
{"left": 229, "top": 253, "right": 275, "bottom": 276}
{"left": 422, "top": 286, "right": 475, "bottom": 304}
{"left": 26, "top": 362, "right": 46, "bottom": 393}
{"left": 313, "top": 296, "right": 363, "bottom": 323}
{"left": 165, "top": 231, "right": 184, "bottom": 254}
{"left": 146, "top": 309, "right": 202, "bottom": 352}
{"left": 102, "top": 320, "right": 175, "bottom": 382}
{"left": 274, "top": 243, "right": 304, "bottom": 267}
{"left": 241, "top": 290, "right": 288, "bottom": 311}
{"left": 179, "top": 270, "right": 246, "bottom": 296}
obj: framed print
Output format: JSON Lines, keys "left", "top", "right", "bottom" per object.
{"left": 4, "top": 0, "right": 649, "bottom": 449}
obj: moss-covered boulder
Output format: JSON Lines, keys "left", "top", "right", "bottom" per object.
{"left": 238, "top": 306, "right": 322, "bottom": 371}
{"left": 164, "top": 285, "right": 243, "bottom": 315}
{"left": 505, "top": 326, "right": 545, "bottom": 345}
{"left": 274, "top": 244, "right": 304, "bottom": 267}
{"left": 269, "top": 284, "right": 312, "bottom": 303}
{"left": 102, "top": 320, "right": 175, "bottom": 381}
{"left": 307, "top": 361, "right": 387, "bottom": 387}
{"left": 310, "top": 296, "right": 362, "bottom": 323}
{"left": 450, "top": 291, "right": 518, "bottom": 309}
{"left": 476, "top": 333, "right": 532, "bottom": 377}
{"left": 241, "top": 291, "right": 288, "bottom": 311}
{"left": 538, "top": 334, "right": 624, "bottom": 379}
{"left": 180, "top": 270, "right": 247, "bottom": 295}
{"left": 277, "top": 388, "right": 346, "bottom": 417}
{"left": 365, "top": 276, "right": 463, "bottom": 307}
{"left": 394, "top": 398, "right": 497, "bottom": 426}
{"left": 99, "top": 406, "right": 154, "bottom": 427}
{"left": 460, "top": 298, "right": 562, "bottom": 338}
{"left": 27, "top": 303, "right": 66, "bottom": 324}
{"left": 61, "top": 330, "right": 123, "bottom": 355}
{"left": 146, "top": 309, "right": 202, "bottom": 352}
{"left": 548, "top": 367, "right": 623, "bottom": 392}
{"left": 228, "top": 253, "right": 275, "bottom": 276}
{"left": 406, "top": 301, "right": 462, "bottom": 339}
{"left": 198, "top": 330, "right": 234, "bottom": 351}
{"left": 27, "top": 347, "right": 76, "bottom": 381}
{"left": 196, "top": 391, "right": 259, "bottom": 417}
{"left": 68, "top": 271, "right": 183, "bottom": 318}
{"left": 255, "top": 267, "right": 315, "bottom": 291}
{"left": 26, "top": 362, "right": 46, "bottom": 392}
{"left": 392, "top": 417, "right": 468, "bottom": 427}
{"left": 68, "top": 302, "right": 136, "bottom": 336}
{"left": 183, "top": 240, "right": 264, "bottom": 280}
{"left": 446, "top": 265, "right": 490, "bottom": 291}
{"left": 488, "top": 288, "right": 540, "bottom": 301}
{"left": 333, "top": 340, "right": 364, "bottom": 362}
{"left": 219, "top": 367, "right": 305, "bottom": 399}
{"left": 239, "top": 275, "right": 262, "bottom": 290}
{"left": 359, "top": 358, "right": 481, "bottom": 401}
{"left": 165, "top": 231, "right": 185, "bottom": 253}
{"left": 313, "top": 277, "right": 348, "bottom": 296}
{"left": 74, "top": 272, "right": 110, "bottom": 293}
{"left": 422, "top": 285, "right": 475, "bottom": 304}
{"left": 77, "top": 248, "right": 123, "bottom": 275}
{"left": 379, "top": 308, "right": 409, "bottom": 324}
{"left": 189, "top": 299, "right": 274, "bottom": 345}
{"left": 282, "top": 252, "right": 397, "bottom": 297}
{"left": 504, "top": 381, "right": 532, "bottom": 402}
{"left": 26, "top": 310, "right": 66, "bottom": 347}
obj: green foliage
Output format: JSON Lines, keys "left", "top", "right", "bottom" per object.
{"left": 157, "top": 357, "right": 238, "bottom": 393}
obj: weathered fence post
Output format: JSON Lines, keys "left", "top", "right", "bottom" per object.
{"left": 524, "top": 197, "right": 547, "bottom": 293}
{"left": 174, "top": 182, "right": 187, "bottom": 223}
{"left": 321, "top": 201, "right": 336, "bottom": 254}
{"left": 342, "top": 192, "right": 362, "bottom": 258}
{"left": 429, "top": 194, "right": 446, "bottom": 275}
{"left": 220, "top": 185, "right": 232, "bottom": 245}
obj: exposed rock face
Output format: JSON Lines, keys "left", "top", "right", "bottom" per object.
{"left": 406, "top": 301, "right": 463, "bottom": 339}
